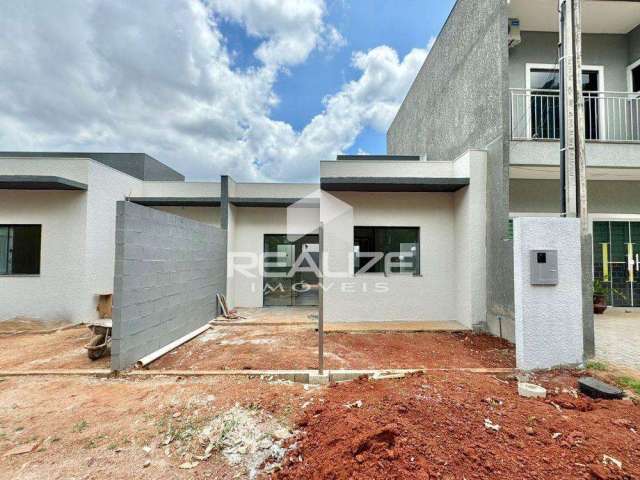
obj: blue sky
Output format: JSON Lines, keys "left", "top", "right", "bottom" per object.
{"left": 220, "top": 0, "right": 453, "bottom": 156}
{"left": 0, "top": 0, "right": 455, "bottom": 181}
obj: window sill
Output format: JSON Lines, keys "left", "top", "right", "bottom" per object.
{"left": 354, "top": 273, "right": 422, "bottom": 277}
{"left": 0, "top": 274, "right": 40, "bottom": 277}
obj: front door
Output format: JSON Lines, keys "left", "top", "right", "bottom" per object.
{"left": 593, "top": 221, "right": 640, "bottom": 306}
{"left": 263, "top": 234, "right": 319, "bottom": 306}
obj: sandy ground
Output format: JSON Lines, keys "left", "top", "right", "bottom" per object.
{"left": 0, "top": 375, "right": 310, "bottom": 480}
{"left": 150, "top": 327, "right": 515, "bottom": 371}
{"left": 0, "top": 322, "right": 514, "bottom": 372}
{"left": 0, "top": 326, "right": 109, "bottom": 370}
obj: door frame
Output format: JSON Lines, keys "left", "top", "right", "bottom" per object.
{"left": 525, "top": 63, "right": 605, "bottom": 140}
{"left": 262, "top": 233, "right": 319, "bottom": 307}
{"left": 590, "top": 215, "right": 640, "bottom": 307}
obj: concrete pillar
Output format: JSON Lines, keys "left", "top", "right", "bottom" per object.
{"left": 514, "top": 217, "right": 584, "bottom": 370}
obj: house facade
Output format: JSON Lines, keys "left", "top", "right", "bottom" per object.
{"left": 2, "top": 0, "right": 637, "bottom": 345}
{"left": 388, "top": 0, "right": 640, "bottom": 342}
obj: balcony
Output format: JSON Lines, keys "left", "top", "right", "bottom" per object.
{"left": 510, "top": 88, "right": 640, "bottom": 143}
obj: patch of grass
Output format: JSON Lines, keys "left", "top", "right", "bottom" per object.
{"left": 84, "top": 434, "right": 106, "bottom": 450}
{"left": 617, "top": 376, "right": 640, "bottom": 395}
{"left": 107, "top": 442, "right": 118, "bottom": 450}
{"left": 15, "top": 426, "right": 24, "bottom": 432}
{"left": 72, "top": 420, "right": 88, "bottom": 433}
{"left": 586, "top": 361, "right": 608, "bottom": 371}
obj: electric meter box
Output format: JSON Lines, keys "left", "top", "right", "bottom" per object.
{"left": 530, "top": 249, "right": 558, "bottom": 285}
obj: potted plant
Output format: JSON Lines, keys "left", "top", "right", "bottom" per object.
{"left": 593, "top": 279, "right": 608, "bottom": 314}
{"left": 593, "top": 280, "right": 627, "bottom": 314}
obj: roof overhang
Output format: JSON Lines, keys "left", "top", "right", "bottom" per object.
{"left": 0, "top": 175, "right": 87, "bottom": 191}
{"left": 508, "top": 0, "right": 640, "bottom": 34}
{"left": 127, "top": 197, "right": 221, "bottom": 207}
{"left": 230, "top": 197, "right": 319, "bottom": 208}
{"left": 320, "top": 177, "right": 469, "bottom": 192}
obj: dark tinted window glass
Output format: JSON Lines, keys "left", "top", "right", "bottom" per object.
{"left": 633, "top": 66, "right": 640, "bottom": 93}
{"left": 0, "top": 225, "right": 41, "bottom": 275}
{"left": 354, "top": 227, "right": 419, "bottom": 274}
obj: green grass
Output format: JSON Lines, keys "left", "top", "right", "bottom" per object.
{"left": 586, "top": 360, "right": 608, "bottom": 371}
{"left": 72, "top": 420, "right": 88, "bottom": 433}
{"left": 617, "top": 376, "right": 640, "bottom": 395}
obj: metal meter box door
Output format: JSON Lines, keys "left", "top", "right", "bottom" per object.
{"left": 530, "top": 250, "right": 558, "bottom": 285}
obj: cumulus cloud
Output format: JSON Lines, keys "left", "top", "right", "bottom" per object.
{"left": 0, "top": 0, "right": 429, "bottom": 181}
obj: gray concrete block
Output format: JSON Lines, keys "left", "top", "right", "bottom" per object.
{"left": 111, "top": 201, "right": 225, "bottom": 370}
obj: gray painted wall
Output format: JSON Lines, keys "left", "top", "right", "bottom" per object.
{"left": 387, "top": 0, "right": 513, "bottom": 338}
{"left": 509, "top": 31, "right": 631, "bottom": 91}
{"left": 510, "top": 179, "right": 640, "bottom": 214}
{"left": 111, "top": 201, "right": 225, "bottom": 370}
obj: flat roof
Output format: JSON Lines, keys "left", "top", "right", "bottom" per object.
{"left": 336, "top": 155, "right": 422, "bottom": 161}
{"left": 320, "top": 177, "right": 469, "bottom": 192}
{"left": 127, "top": 197, "right": 221, "bottom": 207}
{"left": 0, "top": 175, "right": 88, "bottom": 191}
{"left": 230, "top": 197, "right": 319, "bottom": 208}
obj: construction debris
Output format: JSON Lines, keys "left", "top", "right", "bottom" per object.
{"left": 578, "top": 376, "right": 625, "bottom": 400}
{"left": 198, "top": 404, "right": 292, "bottom": 479}
{"left": 517, "top": 382, "right": 547, "bottom": 399}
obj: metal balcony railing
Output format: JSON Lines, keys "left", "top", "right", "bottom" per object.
{"left": 510, "top": 88, "right": 640, "bottom": 143}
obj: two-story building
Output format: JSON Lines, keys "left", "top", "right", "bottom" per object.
{"left": 389, "top": 0, "right": 640, "bottom": 344}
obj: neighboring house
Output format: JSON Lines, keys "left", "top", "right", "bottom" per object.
{"left": 0, "top": 150, "right": 487, "bottom": 331}
{"left": 388, "top": 0, "right": 640, "bottom": 340}
{"left": 2, "top": 0, "right": 637, "bottom": 344}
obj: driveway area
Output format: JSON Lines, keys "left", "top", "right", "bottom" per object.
{"left": 595, "top": 307, "right": 640, "bottom": 370}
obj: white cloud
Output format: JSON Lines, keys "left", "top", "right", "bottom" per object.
{"left": 0, "top": 0, "right": 429, "bottom": 182}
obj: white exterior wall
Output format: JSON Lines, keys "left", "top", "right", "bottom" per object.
{"left": 0, "top": 189, "right": 88, "bottom": 321}
{"left": 322, "top": 191, "right": 458, "bottom": 323}
{"left": 0, "top": 159, "right": 145, "bottom": 322}
{"left": 229, "top": 206, "right": 289, "bottom": 308}
{"left": 453, "top": 151, "right": 488, "bottom": 328}
{"left": 85, "top": 162, "right": 143, "bottom": 318}
{"left": 150, "top": 206, "right": 221, "bottom": 226}
{"left": 142, "top": 181, "right": 221, "bottom": 197}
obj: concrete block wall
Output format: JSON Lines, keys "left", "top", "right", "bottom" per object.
{"left": 111, "top": 201, "right": 225, "bottom": 370}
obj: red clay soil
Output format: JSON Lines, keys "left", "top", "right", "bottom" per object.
{"left": 150, "top": 327, "right": 514, "bottom": 371}
{"left": 275, "top": 371, "right": 640, "bottom": 480}
{"left": 0, "top": 327, "right": 109, "bottom": 370}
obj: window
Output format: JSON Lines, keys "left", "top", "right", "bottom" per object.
{"left": 0, "top": 225, "right": 42, "bottom": 275}
{"left": 353, "top": 227, "right": 419, "bottom": 275}
{"left": 527, "top": 65, "right": 601, "bottom": 140}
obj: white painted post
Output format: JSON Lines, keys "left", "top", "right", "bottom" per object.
{"left": 514, "top": 217, "right": 584, "bottom": 370}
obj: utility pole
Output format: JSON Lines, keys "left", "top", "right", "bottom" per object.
{"left": 559, "top": 0, "right": 594, "bottom": 358}
{"left": 559, "top": 0, "right": 588, "bottom": 233}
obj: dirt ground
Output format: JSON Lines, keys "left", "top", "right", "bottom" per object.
{"left": 150, "top": 326, "right": 515, "bottom": 371}
{"left": 1, "top": 370, "right": 639, "bottom": 480}
{"left": 276, "top": 370, "right": 640, "bottom": 480}
{"left": 0, "top": 323, "right": 513, "bottom": 372}
{"left": 0, "top": 375, "right": 310, "bottom": 480}
{"left": 0, "top": 326, "right": 109, "bottom": 370}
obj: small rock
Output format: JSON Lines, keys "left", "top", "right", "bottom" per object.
{"left": 518, "top": 382, "right": 547, "bottom": 399}
{"left": 525, "top": 427, "right": 535, "bottom": 436}
{"left": 345, "top": 400, "right": 363, "bottom": 409}
{"left": 142, "top": 446, "right": 152, "bottom": 454}
{"left": 143, "top": 460, "right": 151, "bottom": 468}
{"left": 602, "top": 454, "right": 622, "bottom": 469}
{"left": 179, "top": 461, "right": 199, "bottom": 469}
{"left": 172, "top": 412, "right": 182, "bottom": 418}
{"left": 484, "top": 418, "right": 500, "bottom": 432}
